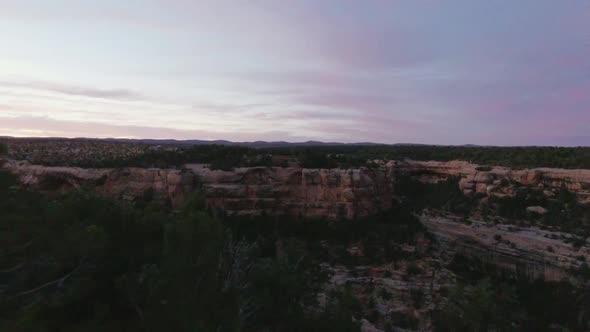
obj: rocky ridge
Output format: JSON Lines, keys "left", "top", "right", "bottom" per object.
{"left": 3, "top": 158, "right": 590, "bottom": 331}
{"left": 2, "top": 160, "right": 392, "bottom": 219}
{"left": 4, "top": 159, "right": 590, "bottom": 217}
{"left": 420, "top": 213, "right": 590, "bottom": 282}
{"left": 392, "top": 159, "right": 590, "bottom": 203}
{"left": 4, "top": 159, "right": 589, "bottom": 278}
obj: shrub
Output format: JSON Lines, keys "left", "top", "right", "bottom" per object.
{"left": 410, "top": 288, "right": 425, "bottom": 308}
{"left": 379, "top": 288, "right": 393, "bottom": 301}
{"left": 475, "top": 166, "right": 493, "bottom": 172}
{"left": 406, "top": 262, "right": 423, "bottom": 276}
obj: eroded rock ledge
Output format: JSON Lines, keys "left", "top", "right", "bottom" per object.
{"left": 392, "top": 160, "right": 590, "bottom": 203}
{"left": 3, "top": 159, "right": 590, "bottom": 284}
{"left": 2, "top": 160, "right": 392, "bottom": 219}
{"left": 4, "top": 159, "right": 590, "bottom": 218}
{"left": 420, "top": 214, "right": 590, "bottom": 282}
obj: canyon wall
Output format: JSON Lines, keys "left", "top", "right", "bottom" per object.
{"left": 420, "top": 214, "right": 589, "bottom": 282}
{"left": 3, "top": 158, "right": 590, "bottom": 330}
{"left": 6, "top": 158, "right": 589, "bottom": 284}
{"left": 392, "top": 160, "right": 590, "bottom": 203}
{"left": 2, "top": 160, "right": 392, "bottom": 219}
{"left": 185, "top": 164, "right": 392, "bottom": 219}
{"left": 4, "top": 159, "right": 590, "bottom": 217}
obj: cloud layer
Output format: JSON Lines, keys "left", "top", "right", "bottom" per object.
{"left": 0, "top": 0, "right": 589, "bottom": 145}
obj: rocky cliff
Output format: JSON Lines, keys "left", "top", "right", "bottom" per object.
{"left": 2, "top": 160, "right": 392, "bottom": 219}
{"left": 4, "top": 159, "right": 590, "bottom": 218}
{"left": 186, "top": 164, "right": 392, "bottom": 219}
{"left": 392, "top": 160, "right": 590, "bottom": 203}
{"left": 420, "top": 213, "right": 590, "bottom": 282}
{"left": 4, "top": 158, "right": 590, "bottom": 329}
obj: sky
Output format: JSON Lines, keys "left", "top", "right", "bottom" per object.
{"left": 0, "top": 0, "right": 589, "bottom": 146}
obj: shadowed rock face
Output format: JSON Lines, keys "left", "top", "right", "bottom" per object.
{"left": 420, "top": 214, "right": 590, "bottom": 282}
{"left": 187, "top": 165, "right": 393, "bottom": 219}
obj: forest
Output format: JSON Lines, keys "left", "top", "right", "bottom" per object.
{"left": 86, "top": 144, "right": 590, "bottom": 170}
{"left": 0, "top": 169, "right": 368, "bottom": 331}
{"left": 4, "top": 140, "right": 590, "bottom": 169}
{"left": 2, "top": 143, "right": 590, "bottom": 331}
{"left": 2, "top": 167, "right": 590, "bottom": 331}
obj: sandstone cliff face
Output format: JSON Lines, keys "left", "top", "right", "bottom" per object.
{"left": 325, "top": 257, "right": 455, "bottom": 332}
{"left": 4, "top": 158, "right": 590, "bottom": 322}
{"left": 391, "top": 160, "right": 590, "bottom": 203}
{"left": 420, "top": 214, "right": 590, "bottom": 282}
{"left": 188, "top": 164, "right": 392, "bottom": 219}
{"left": 5, "top": 159, "right": 590, "bottom": 218}
{"left": 2, "top": 161, "right": 392, "bottom": 219}
{"left": 3, "top": 160, "right": 195, "bottom": 208}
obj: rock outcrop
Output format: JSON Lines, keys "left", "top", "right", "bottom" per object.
{"left": 3, "top": 160, "right": 195, "bottom": 208}
{"left": 4, "top": 158, "right": 590, "bottom": 329}
{"left": 420, "top": 214, "right": 590, "bottom": 282}
{"left": 187, "top": 164, "right": 392, "bottom": 219}
{"left": 4, "top": 159, "right": 590, "bottom": 219}
{"left": 2, "top": 161, "right": 392, "bottom": 219}
{"left": 392, "top": 160, "right": 590, "bottom": 203}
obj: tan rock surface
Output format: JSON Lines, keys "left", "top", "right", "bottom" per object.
{"left": 4, "top": 159, "right": 590, "bottom": 217}
{"left": 3, "top": 161, "right": 392, "bottom": 218}
{"left": 393, "top": 160, "right": 590, "bottom": 203}
{"left": 420, "top": 214, "right": 590, "bottom": 282}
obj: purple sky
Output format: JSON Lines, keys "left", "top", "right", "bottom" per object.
{"left": 1, "top": 1, "right": 589, "bottom": 145}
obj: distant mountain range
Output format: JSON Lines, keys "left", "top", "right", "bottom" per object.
{"left": 103, "top": 138, "right": 394, "bottom": 148}
{"left": 0, "top": 136, "right": 488, "bottom": 148}
{"left": 0, "top": 136, "right": 388, "bottom": 148}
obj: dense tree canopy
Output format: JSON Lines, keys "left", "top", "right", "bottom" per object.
{"left": 262, "top": 145, "right": 590, "bottom": 169}
{"left": 0, "top": 171, "right": 363, "bottom": 331}
{"left": 5, "top": 138, "right": 590, "bottom": 169}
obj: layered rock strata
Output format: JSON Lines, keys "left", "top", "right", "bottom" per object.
{"left": 392, "top": 160, "right": 590, "bottom": 203}
{"left": 420, "top": 214, "right": 590, "bottom": 282}
{"left": 4, "top": 159, "right": 590, "bottom": 217}
{"left": 2, "top": 161, "right": 392, "bottom": 219}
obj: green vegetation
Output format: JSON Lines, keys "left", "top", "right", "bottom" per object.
{"left": 436, "top": 254, "right": 590, "bottom": 331}
{"left": 395, "top": 175, "right": 476, "bottom": 217}
{"left": 7, "top": 138, "right": 590, "bottom": 169}
{"left": 0, "top": 169, "right": 430, "bottom": 331}
{"left": 69, "top": 145, "right": 269, "bottom": 170}
{"left": 396, "top": 173, "right": 590, "bottom": 234}
{"left": 475, "top": 166, "right": 493, "bottom": 172}
{"left": 3, "top": 140, "right": 590, "bottom": 330}
{"left": 262, "top": 145, "right": 590, "bottom": 169}
{"left": 0, "top": 171, "right": 369, "bottom": 331}
{"left": 491, "top": 186, "right": 590, "bottom": 234}
{"left": 0, "top": 142, "right": 7, "bottom": 155}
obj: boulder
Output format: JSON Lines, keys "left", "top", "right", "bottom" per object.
{"left": 526, "top": 206, "right": 548, "bottom": 215}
